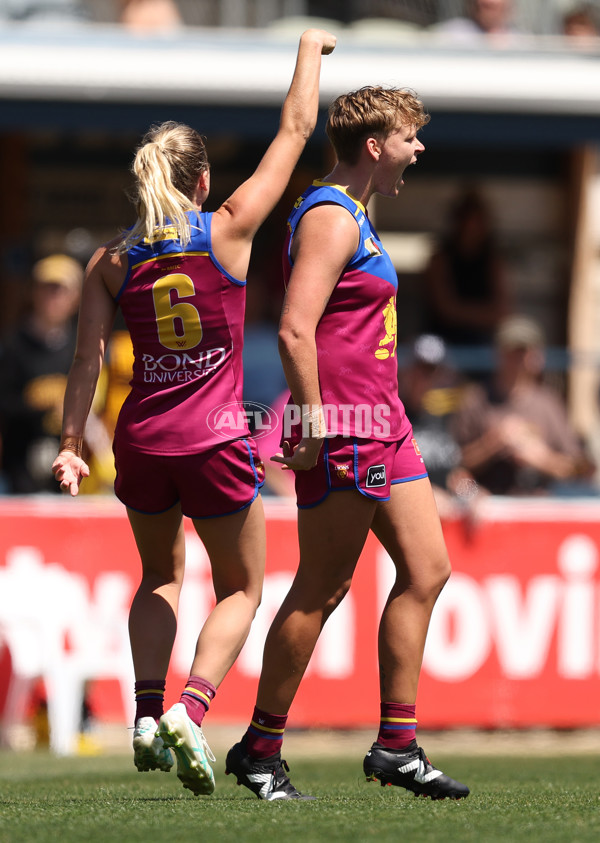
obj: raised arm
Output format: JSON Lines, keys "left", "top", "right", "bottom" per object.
{"left": 211, "top": 28, "right": 335, "bottom": 277}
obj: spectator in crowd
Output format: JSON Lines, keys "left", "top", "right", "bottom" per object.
{"left": 423, "top": 187, "right": 512, "bottom": 352}
{"left": 450, "top": 314, "right": 594, "bottom": 496}
{"left": 0, "top": 0, "right": 88, "bottom": 22}
{"left": 561, "top": 3, "right": 599, "bottom": 40}
{"left": 431, "top": 0, "right": 522, "bottom": 42}
{"left": 118, "top": 0, "right": 183, "bottom": 31}
{"left": 398, "top": 334, "right": 481, "bottom": 517}
{"left": 0, "top": 254, "right": 82, "bottom": 494}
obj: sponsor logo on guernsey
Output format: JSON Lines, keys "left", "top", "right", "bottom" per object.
{"left": 412, "top": 438, "right": 422, "bottom": 457}
{"left": 366, "top": 464, "right": 386, "bottom": 488}
{"left": 364, "top": 236, "right": 383, "bottom": 258}
{"left": 145, "top": 225, "right": 179, "bottom": 243}
{"left": 142, "top": 347, "right": 226, "bottom": 383}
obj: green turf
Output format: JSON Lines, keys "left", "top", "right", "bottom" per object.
{"left": 0, "top": 751, "right": 598, "bottom": 843}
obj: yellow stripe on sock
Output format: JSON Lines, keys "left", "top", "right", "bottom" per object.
{"left": 184, "top": 687, "right": 211, "bottom": 705}
{"left": 380, "top": 717, "right": 418, "bottom": 724}
{"left": 250, "top": 720, "right": 286, "bottom": 734}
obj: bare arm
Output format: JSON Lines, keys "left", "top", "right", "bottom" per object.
{"left": 52, "top": 246, "right": 119, "bottom": 495}
{"left": 273, "top": 204, "right": 359, "bottom": 471}
{"left": 211, "top": 28, "right": 336, "bottom": 279}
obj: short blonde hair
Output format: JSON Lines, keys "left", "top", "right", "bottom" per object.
{"left": 118, "top": 121, "right": 208, "bottom": 253}
{"left": 326, "top": 86, "right": 430, "bottom": 165}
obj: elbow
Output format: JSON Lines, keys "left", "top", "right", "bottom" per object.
{"left": 278, "top": 325, "right": 295, "bottom": 359}
{"left": 70, "top": 351, "right": 102, "bottom": 383}
{"left": 278, "top": 323, "right": 307, "bottom": 360}
{"left": 300, "top": 120, "right": 316, "bottom": 141}
{"left": 280, "top": 118, "right": 316, "bottom": 149}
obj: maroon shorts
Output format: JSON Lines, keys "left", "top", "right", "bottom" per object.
{"left": 292, "top": 430, "right": 427, "bottom": 509}
{"left": 114, "top": 437, "right": 265, "bottom": 518}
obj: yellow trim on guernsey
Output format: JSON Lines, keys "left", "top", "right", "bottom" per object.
{"left": 311, "top": 179, "right": 367, "bottom": 215}
{"left": 132, "top": 251, "right": 209, "bottom": 270}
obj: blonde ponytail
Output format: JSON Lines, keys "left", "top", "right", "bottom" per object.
{"left": 117, "top": 122, "right": 208, "bottom": 253}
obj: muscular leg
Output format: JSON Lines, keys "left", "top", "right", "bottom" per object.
{"left": 127, "top": 504, "right": 186, "bottom": 680}
{"left": 256, "top": 491, "right": 377, "bottom": 714}
{"left": 189, "top": 496, "right": 266, "bottom": 688}
{"left": 371, "top": 477, "right": 451, "bottom": 703}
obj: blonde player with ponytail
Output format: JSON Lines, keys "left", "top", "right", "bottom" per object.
{"left": 52, "top": 29, "right": 335, "bottom": 795}
{"left": 118, "top": 122, "right": 210, "bottom": 254}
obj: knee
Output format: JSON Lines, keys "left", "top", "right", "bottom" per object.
{"left": 321, "top": 578, "right": 352, "bottom": 621}
{"left": 411, "top": 552, "right": 451, "bottom": 604}
{"left": 435, "top": 556, "right": 452, "bottom": 595}
{"left": 214, "top": 582, "right": 263, "bottom": 615}
{"left": 427, "top": 553, "right": 452, "bottom": 600}
{"left": 249, "top": 587, "right": 262, "bottom": 616}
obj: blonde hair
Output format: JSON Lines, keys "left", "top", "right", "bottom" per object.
{"left": 326, "top": 86, "right": 430, "bottom": 165}
{"left": 117, "top": 121, "right": 209, "bottom": 253}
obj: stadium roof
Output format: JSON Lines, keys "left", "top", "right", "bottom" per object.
{"left": 2, "top": 23, "right": 600, "bottom": 140}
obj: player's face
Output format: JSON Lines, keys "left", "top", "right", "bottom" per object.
{"left": 375, "top": 123, "right": 424, "bottom": 198}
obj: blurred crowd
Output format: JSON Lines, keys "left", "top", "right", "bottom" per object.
{"left": 0, "top": 1, "right": 597, "bottom": 40}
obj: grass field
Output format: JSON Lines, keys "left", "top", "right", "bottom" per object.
{"left": 1, "top": 739, "right": 599, "bottom": 843}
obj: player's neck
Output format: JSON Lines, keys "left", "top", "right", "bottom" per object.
{"left": 322, "top": 164, "right": 373, "bottom": 208}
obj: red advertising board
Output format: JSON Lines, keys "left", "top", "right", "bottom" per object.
{"left": 1, "top": 495, "right": 599, "bottom": 752}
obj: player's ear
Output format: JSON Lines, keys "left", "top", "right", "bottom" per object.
{"left": 194, "top": 168, "right": 210, "bottom": 205}
{"left": 198, "top": 168, "right": 210, "bottom": 193}
{"left": 366, "top": 136, "right": 382, "bottom": 161}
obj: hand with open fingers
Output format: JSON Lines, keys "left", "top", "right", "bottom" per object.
{"left": 271, "top": 436, "right": 323, "bottom": 472}
{"left": 51, "top": 451, "right": 90, "bottom": 496}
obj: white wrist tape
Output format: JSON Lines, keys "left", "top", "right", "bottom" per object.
{"left": 301, "top": 405, "right": 327, "bottom": 439}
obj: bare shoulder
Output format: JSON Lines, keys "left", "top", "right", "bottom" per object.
{"left": 85, "top": 236, "right": 128, "bottom": 298}
{"left": 293, "top": 202, "right": 360, "bottom": 262}
{"left": 299, "top": 201, "right": 358, "bottom": 229}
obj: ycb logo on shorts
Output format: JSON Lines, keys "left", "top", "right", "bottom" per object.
{"left": 207, "top": 401, "right": 279, "bottom": 440}
{"left": 366, "top": 464, "right": 386, "bottom": 488}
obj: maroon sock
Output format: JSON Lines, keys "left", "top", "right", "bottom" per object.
{"left": 245, "top": 706, "right": 287, "bottom": 759}
{"left": 179, "top": 675, "right": 216, "bottom": 727}
{"left": 377, "top": 702, "right": 417, "bottom": 750}
{"left": 134, "top": 679, "right": 165, "bottom": 724}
